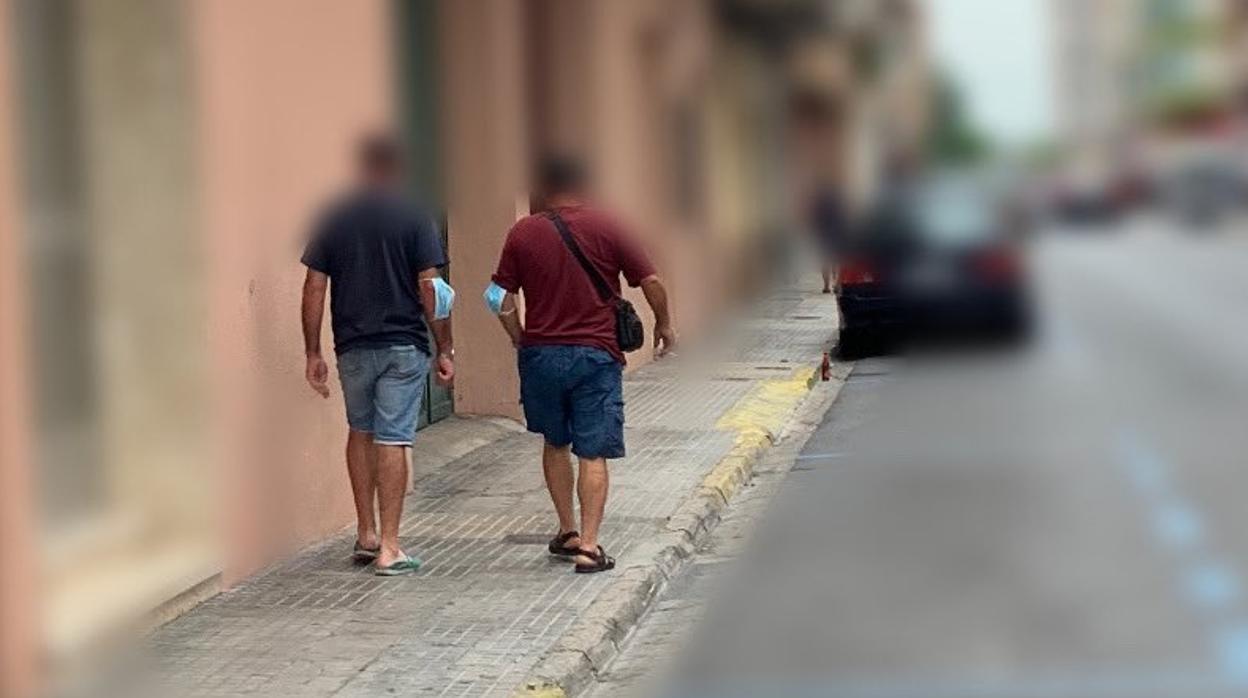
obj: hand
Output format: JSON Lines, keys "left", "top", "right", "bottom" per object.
{"left": 654, "top": 324, "right": 678, "bottom": 359}
{"left": 306, "top": 354, "right": 330, "bottom": 398}
{"left": 435, "top": 352, "right": 455, "bottom": 387}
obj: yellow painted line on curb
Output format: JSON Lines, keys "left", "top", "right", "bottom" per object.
{"left": 514, "top": 366, "right": 819, "bottom": 697}
{"left": 716, "top": 366, "right": 817, "bottom": 442}
{"left": 701, "top": 366, "right": 817, "bottom": 503}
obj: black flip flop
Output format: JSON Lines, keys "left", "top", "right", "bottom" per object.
{"left": 352, "top": 541, "right": 380, "bottom": 564}
{"left": 548, "top": 531, "right": 581, "bottom": 559}
{"left": 574, "top": 546, "right": 616, "bottom": 574}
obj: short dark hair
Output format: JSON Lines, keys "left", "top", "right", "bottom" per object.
{"left": 537, "top": 154, "right": 588, "bottom": 196}
{"left": 358, "top": 132, "right": 402, "bottom": 176}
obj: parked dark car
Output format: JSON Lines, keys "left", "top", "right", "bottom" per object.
{"left": 836, "top": 178, "right": 1032, "bottom": 358}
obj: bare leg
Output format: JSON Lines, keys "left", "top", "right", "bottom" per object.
{"left": 375, "top": 444, "right": 410, "bottom": 567}
{"left": 575, "top": 456, "right": 608, "bottom": 560}
{"left": 543, "top": 443, "right": 579, "bottom": 545}
{"left": 346, "top": 430, "right": 378, "bottom": 548}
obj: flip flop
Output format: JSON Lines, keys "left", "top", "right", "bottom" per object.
{"left": 352, "top": 542, "right": 380, "bottom": 564}
{"left": 548, "top": 530, "right": 581, "bottom": 559}
{"left": 374, "top": 555, "right": 423, "bottom": 577}
{"left": 574, "top": 546, "right": 616, "bottom": 574}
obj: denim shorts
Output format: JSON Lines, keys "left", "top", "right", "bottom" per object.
{"left": 518, "top": 345, "right": 625, "bottom": 459}
{"left": 337, "top": 345, "right": 431, "bottom": 446}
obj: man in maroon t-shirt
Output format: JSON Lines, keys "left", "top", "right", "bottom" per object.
{"left": 488, "top": 156, "right": 676, "bottom": 574}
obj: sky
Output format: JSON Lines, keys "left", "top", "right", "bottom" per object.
{"left": 926, "top": 0, "right": 1056, "bottom": 147}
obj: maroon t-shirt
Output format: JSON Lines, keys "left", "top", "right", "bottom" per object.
{"left": 492, "top": 204, "right": 657, "bottom": 364}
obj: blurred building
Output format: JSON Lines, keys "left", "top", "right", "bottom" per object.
{"left": 1052, "top": 0, "right": 1248, "bottom": 180}
{"left": 1229, "top": 0, "right": 1248, "bottom": 109}
{"left": 784, "top": 0, "right": 930, "bottom": 212}
{"left": 0, "top": 1, "right": 927, "bottom": 692}
{"left": 1052, "top": 0, "right": 1140, "bottom": 179}
{"left": 1137, "top": 0, "right": 1236, "bottom": 126}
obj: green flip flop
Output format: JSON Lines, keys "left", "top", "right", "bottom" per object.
{"left": 374, "top": 555, "right": 423, "bottom": 577}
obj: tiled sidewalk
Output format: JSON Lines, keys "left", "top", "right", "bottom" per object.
{"left": 147, "top": 285, "right": 838, "bottom": 696}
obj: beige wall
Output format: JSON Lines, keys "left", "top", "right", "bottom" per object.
{"left": 439, "top": 0, "right": 531, "bottom": 418}
{"left": 0, "top": 5, "right": 798, "bottom": 682}
{"left": 442, "top": 0, "right": 722, "bottom": 416}
{"left": 0, "top": 0, "right": 397, "bottom": 681}
{"left": 189, "top": 0, "right": 395, "bottom": 582}
{"left": 707, "top": 33, "right": 775, "bottom": 291}
{"left": 72, "top": 0, "right": 210, "bottom": 576}
{"left": 0, "top": 1, "right": 38, "bottom": 693}
{"left": 0, "top": 1, "right": 790, "bottom": 685}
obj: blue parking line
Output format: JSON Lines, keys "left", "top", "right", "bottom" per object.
{"left": 1119, "top": 432, "right": 1169, "bottom": 498}
{"left": 1184, "top": 562, "right": 1242, "bottom": 610}
{"left": 1153, "top": 500, "right": 1205, "bottom": 552}
{"left": 1216, "top": 625, "right": 1248, "bottom": 685}
{"left": 706, "top": 428, "right": 1247, "bottom": 696}
{"left": 1116, "top": 427, "right": 1248, "bottom": 688}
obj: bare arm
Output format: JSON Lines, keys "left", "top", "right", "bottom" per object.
{"left": 418, "top": 268, "right": 455, "bottom": 386}
{"left": 302, "top": 269, "right": 330, "bottom": 397}
{"left": 497, "top": 291, "right": 522, "bottom": 347}
{"left": 639, "top": 275, "right": 676, "bottom": 357}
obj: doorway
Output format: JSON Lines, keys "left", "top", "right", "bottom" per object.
{"left": 394, "top": 0, "right": 453, "bottom": 427}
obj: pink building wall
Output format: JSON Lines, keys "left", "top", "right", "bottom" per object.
{"left": 441, "top": 0, "right": 719, "bottom": 414}
{"left": 0, "top": 3, "right": 38, "bottom": 694}
{"left": 438, "top": 0, "right": 530, "bottom": 419}
{"left": 0, "top": 4, "right": 751, "bottom": 687}
{"left": 188, "top": 0, "right": 396, "bottom": 583}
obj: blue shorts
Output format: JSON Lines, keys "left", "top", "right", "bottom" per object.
{"left": 337, "top": 345, "right": 430, "bottom": 446}
{"left": 518, "top": 345, "right": 625, "bottom": 459}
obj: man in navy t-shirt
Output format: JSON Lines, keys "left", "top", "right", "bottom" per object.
{"left": 301, "top": 134, "right": 453, "bottom": 576}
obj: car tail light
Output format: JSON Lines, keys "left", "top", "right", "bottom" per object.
{"left": 838, "top": 259, "right": 878, "bottom": 285}
{"left": 973, "top": 248, "right": 1021, "bottom": 281}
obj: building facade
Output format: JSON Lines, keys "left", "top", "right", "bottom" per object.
{"left": 0, "top": 1, "right": 922, "bottom": 692}
{"left": 1052, "top": 0, "right": 1141, "bottom": 178}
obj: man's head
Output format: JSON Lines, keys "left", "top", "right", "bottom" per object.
{"left": 536, "top": 154, "right": 589, "bottom": 205}
{"left": 357, "top": 132, "right": 403, "bottom": 185}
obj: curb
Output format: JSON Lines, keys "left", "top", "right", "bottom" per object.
{"left": 514, "top": 366, "right": 821, "bottom": 697}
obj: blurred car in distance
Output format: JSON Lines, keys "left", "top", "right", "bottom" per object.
{"left": 1049, "top": 171, "right": 1126, "bottom": 226}
{"left": 836, "top": 175, "right": 1033, "bottom": 358}
{"left": 1161, "top": 157, "right": 1247, "bottom": 229}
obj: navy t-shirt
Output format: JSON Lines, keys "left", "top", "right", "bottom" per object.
{"left": 301, "top": 189, "right": 446, "bottom": 356}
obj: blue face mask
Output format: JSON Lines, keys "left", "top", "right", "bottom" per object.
{"left": 431, "top": 277, "right": 455, "bottom": 320}
{"left": 483, "top": 281, "right": 507, "bottom": 315}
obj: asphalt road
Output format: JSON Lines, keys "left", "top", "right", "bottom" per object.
{"left": 594, "top": 223, "right": 1248, "bottom": 698}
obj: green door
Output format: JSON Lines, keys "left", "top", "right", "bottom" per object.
{"left": 394, "top": 0, "right": 452, "bottom": 428}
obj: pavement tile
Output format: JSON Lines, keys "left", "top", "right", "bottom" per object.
{"left": 145, "top": 284, "right": 837, "bottom": 696}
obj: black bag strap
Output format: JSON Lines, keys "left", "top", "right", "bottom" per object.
{"left": 547, "top": 211, "right": 615, "bottom": 303}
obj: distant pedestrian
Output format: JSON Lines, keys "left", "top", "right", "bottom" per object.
{"left": 810, "top": 176, "right": 849, "bottom": 294}
{"left": 484, "top": 155, "right": 676, "bottom": 574}
{"left": 301, "top": 133, "right": 455, "bottom": 576}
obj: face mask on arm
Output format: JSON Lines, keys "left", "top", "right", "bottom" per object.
{"left": 430, "top": 277, "right": 455, "bottom": 320}
{"left": 483, "top": 281, "right": 507, "bottom": 315}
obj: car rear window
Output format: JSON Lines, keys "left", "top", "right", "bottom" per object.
{"left": 915, "top": 186, "right": 994, "bottom": 245}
